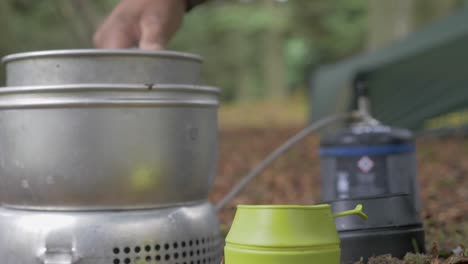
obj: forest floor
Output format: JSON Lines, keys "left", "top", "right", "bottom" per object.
{"left": 213, "top": 100, "right": 468, "bottom": 263}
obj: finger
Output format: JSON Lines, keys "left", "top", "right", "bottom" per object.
{"left": 94, "top": 24, "right": 136, "bottom": 49}
{"left": 93, "top": 0, "right": 141, "bottom": 49}
{"left": 138, "top": 14, "right": 166, "bottom": 50}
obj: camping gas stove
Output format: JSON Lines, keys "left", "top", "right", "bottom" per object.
{"left": 0, "top": 50, "right": 223, "bottom": 264}
{"left": 0, "top": 203, "right": 222, "bottom": 264}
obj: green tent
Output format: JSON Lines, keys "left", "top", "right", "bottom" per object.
{"left": 310, "top": 9, "right": 468, "bottom": 134}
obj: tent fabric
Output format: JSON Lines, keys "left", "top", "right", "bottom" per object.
{"left": 310, "top": 9, "right": 468, "bottom": 133}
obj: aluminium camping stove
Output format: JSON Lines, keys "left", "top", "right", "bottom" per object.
{"left": 0, "top": 50, "right": 223, "bottom": 264}
{"left": 0, "top": 204, "right": 222, "bottom": 264}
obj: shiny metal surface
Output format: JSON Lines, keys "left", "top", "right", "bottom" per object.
{"left": 0, "top": 85, "right": 219, "bottom": 209}
{"left": 2, "top": 50, "right": 202, "bottom": 86}
{"left": 0, "top": 202, "right": 223, "bottom": 264}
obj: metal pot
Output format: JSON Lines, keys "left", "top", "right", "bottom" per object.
{"left": 0, "top": 84, "right": 219, "bottom": 210}
{"left": 2, "top": 50, "right": 202, "bottom": 86}
{"left": 330, "top": 194, "right": 425, "bottom": 263}
{"left": 0, "top": 202, "right": 223, "bottom": 264}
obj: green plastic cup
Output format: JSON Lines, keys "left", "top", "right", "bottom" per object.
{"left": 225, "top": 204, "right": 367, "bottom": 264}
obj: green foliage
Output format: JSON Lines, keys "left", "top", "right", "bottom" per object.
{"left": 171, "top": 0, "right": 368, "bottom": 101}
{"left": 285, "top": 37, "right": 314, "bottom": 89}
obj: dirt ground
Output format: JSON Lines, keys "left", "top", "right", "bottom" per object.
{"left": 211, "top": 126, "right": 468, "bottom": 261}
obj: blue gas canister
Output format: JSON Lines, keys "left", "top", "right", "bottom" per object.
{"left": 320, "top": 122, "right": 421, "bottom": 211}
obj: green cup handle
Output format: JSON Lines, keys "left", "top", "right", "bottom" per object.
{"left": 333, "top": 204, "right": 368, "bottom": 220}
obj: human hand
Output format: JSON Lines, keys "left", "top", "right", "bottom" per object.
{"left": 94, "top": 0, "right": 186, "bottom": 50}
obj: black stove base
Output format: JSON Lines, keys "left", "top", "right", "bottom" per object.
{"left": 339, "top": 225, "right": 425, "bottom": 264}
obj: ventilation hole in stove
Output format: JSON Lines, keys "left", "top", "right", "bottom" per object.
{"left": 112, "top": 235, "right": 221, "bottom": 264}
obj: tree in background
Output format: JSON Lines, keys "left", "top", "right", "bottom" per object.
{"left": 172, "top": 0, "right": 368, "bottom": 102}
{"left": 262, "top": 0, "right": 287, "bottom": 99}
{"left": 367, "top": 0, "right": 460, "bottom": 51}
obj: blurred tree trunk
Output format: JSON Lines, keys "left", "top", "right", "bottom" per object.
{"left": 368, "top": 0, "right": 458, "bottom": 51}
{"left": 262, "top": 0, "right": 287, "bottom": 99}
{"left": 53, "top": 0, "right": 98, "bottom": 47}
{"left": 412, "top": 0, "right": 458, "bottom": 28}
{"left": 367, "top": 0, "right": 415, "bottom": 51}
{"left": 230, "top": 30, "right": 256, "bottom": 102}
{"left": 70, "top": 0, "right": 100, "bottom": 39}
{"left": 237, "top": 63, "right": 256, "bottom": 102}
{"left": 0, "top": 0, "right": 14, "bottom": 52}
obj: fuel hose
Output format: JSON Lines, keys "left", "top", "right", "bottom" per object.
{"left": 215, "top": 113, "right": 357, "bottom": 211}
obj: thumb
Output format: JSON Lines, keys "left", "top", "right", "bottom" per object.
{"left": 139, "top": 15, "right": 167, "bottom": 50}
